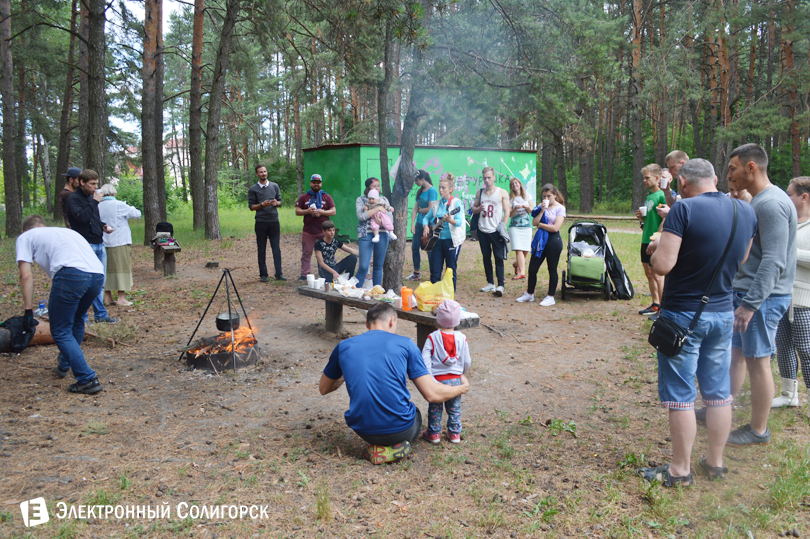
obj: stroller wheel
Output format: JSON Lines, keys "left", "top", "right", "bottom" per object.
{"left": 560, "top": 271, "right": 566, "bottom": 300}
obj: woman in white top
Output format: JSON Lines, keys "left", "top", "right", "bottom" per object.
{"left": 516, "top": 184, "right": 567, "bottom": 307}
{"left": 508, "top": 177, "right": 533, "bottom": 280}
{"left": 772, "top": 176, "right": 810, "bottom": 409}
{"left": 98, "top": 184, "right": 141, "bottom": 306}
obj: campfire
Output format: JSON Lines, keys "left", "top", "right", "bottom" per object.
{"left": 180, "top": 268, "right": 260, "bottom": 372}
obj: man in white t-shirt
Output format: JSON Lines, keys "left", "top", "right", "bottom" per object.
{"left": 15, "top": 215, "right": 106, "bottom": 394}
{"left": 472, "top": 167, "right": 511, "bottom": 296}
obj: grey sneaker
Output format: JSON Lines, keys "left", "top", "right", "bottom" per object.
{"left": 94, "top": 316, "right": 120, "bottom": 324}
{"left": 54, "top": 365, "right": 70, "bottom": 378}
{"left": 726, "top": 424, "right": 770, "bottom": 447}
{"left": 480, "top": 283, "right": 496, "bottom": 292}
{"left": 68, "top": 378, "right": 103, "bottom": 395}
{"left": 493, "top": 286, "right": 504, "bottom": 297}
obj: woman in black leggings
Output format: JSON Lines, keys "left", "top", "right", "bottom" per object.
{"left": 516, "top": 184, "right": 567, "bottom": 307}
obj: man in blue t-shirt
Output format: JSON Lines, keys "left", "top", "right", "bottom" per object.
{"left": 640, "top": 158, "right": 757, "bottom": 488}
{"left": 319, "top": 303, "right": 470, "bottom": 464}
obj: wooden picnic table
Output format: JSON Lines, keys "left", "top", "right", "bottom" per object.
{"left": 297, "top": 286, "right": 480, "bottom": 348}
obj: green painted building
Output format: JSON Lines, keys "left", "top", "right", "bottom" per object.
{"left": 302, "top": 144, "right": 538, "bottom": 240}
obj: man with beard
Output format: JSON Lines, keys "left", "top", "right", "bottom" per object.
{"left": 248, "top": 164, "right": 284, "bottom": 282}
{"left": 295, "top": 173, "right": 336, "bottom": 280}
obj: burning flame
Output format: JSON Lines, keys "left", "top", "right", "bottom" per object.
{"left": 189, "top": 325, "right": 257, "bottom": 357}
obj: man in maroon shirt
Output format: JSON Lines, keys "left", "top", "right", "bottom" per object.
{"left": 295, "top": 174, "right": 336, "bottom": 280}
{"left": 59, "top": 167, "right": 82, "bottom": 228}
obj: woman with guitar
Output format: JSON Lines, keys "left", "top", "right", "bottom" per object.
{"left": 422, "top": 174, "right": 465, "bottom": 291}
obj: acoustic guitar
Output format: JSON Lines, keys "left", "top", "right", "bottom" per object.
{"left": 421, "top": 205, "right": 462, "bottom": 252}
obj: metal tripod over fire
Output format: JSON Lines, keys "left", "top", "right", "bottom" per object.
{"left": 180, "top": 269, "right": 258, "bottom": 372}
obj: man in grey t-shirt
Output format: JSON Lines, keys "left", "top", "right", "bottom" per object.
{"left": 725, "top": 143, "right": 797, "bottom": 447}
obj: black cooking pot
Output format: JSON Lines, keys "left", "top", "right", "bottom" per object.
{"left": 216, "top": 312, "right": 240, "bottom": 332}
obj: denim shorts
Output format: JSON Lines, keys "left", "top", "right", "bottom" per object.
{"left": 657, "top": 309, "right": 734, "bottom": 409}
{"left": 731, "top": 292, "right": 791, "bottom": 358}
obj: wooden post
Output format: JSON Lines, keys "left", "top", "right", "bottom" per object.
{"left": 416, "top": 323, "right": 431, "bottom": 350}
{"left": 163, "top": 252, "right": 176, "bottom": 276}
{"left": 154, "top": 246, "right": 162, "bottom": 271}
{"left": 324, "top": 301, "right": 343, "bottom": 333}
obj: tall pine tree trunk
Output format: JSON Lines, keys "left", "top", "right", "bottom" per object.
{"left": 541, "top": 132, "right": 554, "bottom": 185}
{"left": 204, "top": 0, "right": 241, "bottom": 240}
{"left": 189, "top": 0, "right": 205, "bottom": 229}
{"left": 85, "top": 0, "right": 107, "bottom": 181}
{"left": 155, "top": 1, "right": 166, "bottom": 220}
{"left": 629, "top": 0, "right": 645, "bottom": 210}
{"left": 54, "top": 0, "right": 78, "bottom": 224}
{"left": 1, "top": 0, "right": 19, "bottom": 237}
{"left": 38, "top": 135, "right": 52, "bottom": 213}
{"left": 142, "top": 0, "right": 160, "bottom": 244}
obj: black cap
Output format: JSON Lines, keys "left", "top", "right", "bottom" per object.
{"left": 62, "top": 167, "right": 82, "bottom": 178}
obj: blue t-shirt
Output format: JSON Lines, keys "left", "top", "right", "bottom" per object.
{"left": 662, "top": 192, "right": 757, "bottom": 312}
{"left": 416, "top": 186, "right": 438, "bottom": 210}
{"left": 424, "top": 197, "right": 464, "bottom": 240}
{"left": 323, "top": 330, "right": 429, "bottom": 435}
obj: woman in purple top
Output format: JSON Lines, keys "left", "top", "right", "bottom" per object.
{"left": 516, "top": 184, "right": 567, "bottom": 307}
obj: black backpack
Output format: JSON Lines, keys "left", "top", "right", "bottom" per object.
{"left": 156, "top": 222, "right": 174, "bottom": 236}
{"left": 0, "top": 316, "right": 38, "bottom": 353}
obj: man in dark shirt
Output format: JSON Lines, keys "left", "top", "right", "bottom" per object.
{"left": 59, "top": 167, "right": 82, "bottom": 228}
{"left": 640, "top": 158, "right": 756, "bottom": 487}
{"left": 314, "top": 221, "right": 357, "bottom": 282}
{"left": 247, "top": 164, "right": 284, "bottom": 282}
{"left": 66, "top": 169, "right": 119, "bottom": 324}
{"left": 295, "top": 174, "right": 336, "bottom": 280}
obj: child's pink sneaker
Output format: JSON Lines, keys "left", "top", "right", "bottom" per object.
{"left": 447, "top": 433, "right": 461, "bottom": 444}
{"left": 422, "top": 430, "right": 441, "bottom": 444}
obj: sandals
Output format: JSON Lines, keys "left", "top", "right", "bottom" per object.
{"left": 638, "top": 464, "right": 693, "bottom": 487}
{"left": 511, "top": 274, "right": 526, "bottom": 280}
{"left": 698, "top": 456, "right": 728, "bottom": 480}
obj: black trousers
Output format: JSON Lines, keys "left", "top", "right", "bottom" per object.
{"left": 357, "top": 408, "right": 423, "bottom": 446}
{"left": 255, "top": 221, "right": 282, "bottom": 278}
{"left": 478, "top": 230, "right": 506, "bottom": 287}
{"left": 318, "top": 255, "right": 358, "bottom": 283}
{"left": 527, "top": 232, "right": 563, "bottom": 297}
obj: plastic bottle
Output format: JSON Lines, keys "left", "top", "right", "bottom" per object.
{"left": 34, "top": 301, "right": 48, "bottom": 318}
{"left": 401, "top": 287, "right": 413, "bottom": 311}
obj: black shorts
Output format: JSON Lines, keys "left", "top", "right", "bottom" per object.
{"left": 640, "top": 243, "right": 651, "bottom": 265}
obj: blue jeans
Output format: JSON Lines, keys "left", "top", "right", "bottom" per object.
{"left": 732, "top": 291, "right": 791, "bottom": 358}
{"left": 89, "top": 243, "right": 109, "bottom": 321}
{"left": 357, "top": 232, "right": 390, "bottom": 286}
{"left": 428, "top": 237, "right": 457, "bottom": 290}
{"left": 657, "top": 309, "right": 734, "bottom": 409}
{"left": 51, "top": 268, "right": 104, "bottom": 383}
{"left": 412, "top": 222, "right": 424, "bottom": 272}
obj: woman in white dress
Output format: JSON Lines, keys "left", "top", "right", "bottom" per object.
{"left": 98, "top": 184, "right": 141, "bottom": 306}
{"left": 508, "top": 177, "right": 533, "bottom": 280}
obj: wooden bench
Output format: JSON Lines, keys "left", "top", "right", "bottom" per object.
{"left": 153, "top": 244, "right": 181, "bottom": 276}
{"left": 298, "top": 286, "right": 479, "bottom": 348}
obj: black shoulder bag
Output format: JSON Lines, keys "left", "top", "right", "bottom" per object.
{"left": 468, "top": 188, "right": 483, "bottom": 240}
{"left": 648, "top": 199, "right": 738, "bottom": 357}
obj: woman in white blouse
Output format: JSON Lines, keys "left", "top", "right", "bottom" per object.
{"left": 98, "top": 184, "right": 141, "bottom": 306}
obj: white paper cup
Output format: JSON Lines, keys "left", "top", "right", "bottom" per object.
{"left": 659, "top": 177, "right": 669, "bottom": 189}
{"left": 316, "top": 278, "right": 325, "bottom": 290}
{"left": 541, "top": 200, "right": 549, "bottom": 209}
{"left": 307, "top": 274, "right": 316, "bottom": 288}
{"left": 639, "top": 206, "right": 647, "bottom": 217}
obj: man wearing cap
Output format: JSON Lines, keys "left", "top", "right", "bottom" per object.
{"left": 248, "top": 164, "right": 284, "bottom": 282}
{"left": 295, "top": 173, "right": 336, "bottom": 280}
{"left": 59, "top": 167, "right": 82, "bottom": 228}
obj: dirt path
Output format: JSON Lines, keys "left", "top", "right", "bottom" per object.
{"left": 0, "top": 233, "right": 805, "bottom": 538}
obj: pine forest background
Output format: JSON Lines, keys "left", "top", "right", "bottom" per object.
{"left": 1, "top": 0, "right": 810, "bottom": 242}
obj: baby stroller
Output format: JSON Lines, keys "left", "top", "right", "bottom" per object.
{"left": 560, "top": 220, "right": 612, "bottom": 301}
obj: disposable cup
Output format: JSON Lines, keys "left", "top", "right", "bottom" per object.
{"left": 639, "top": 206, "right": 647, "bottom": 217}
{"left": 307, "top": 274, "right": 316, "bottom": 288}
{"left": 316, "top": 278, "right": 325, "bottom": 290}
{"left": 541, "top": 200, "right": 549, "bottom": 209}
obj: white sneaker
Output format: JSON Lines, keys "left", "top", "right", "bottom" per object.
{"left": 371, "top": 235, "right": 380, "bottom": 243}
{"left": 516, "top": 293, "right": 535, "bottom": 303}
{"left": 389, "top": 232, "right": 398, "bottom": 241}
{"left": 539, "top": 296, "right": 556, "bottom": 307}
{"left": 493, "top": 286, "right": 504, "bottom": 297}
{"left": 480, "top": 283, "right": 496, "bottom": 292}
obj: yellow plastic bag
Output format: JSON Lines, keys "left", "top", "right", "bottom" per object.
{"left": 414, "top": 269, "right": 454, "bottom": 312}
